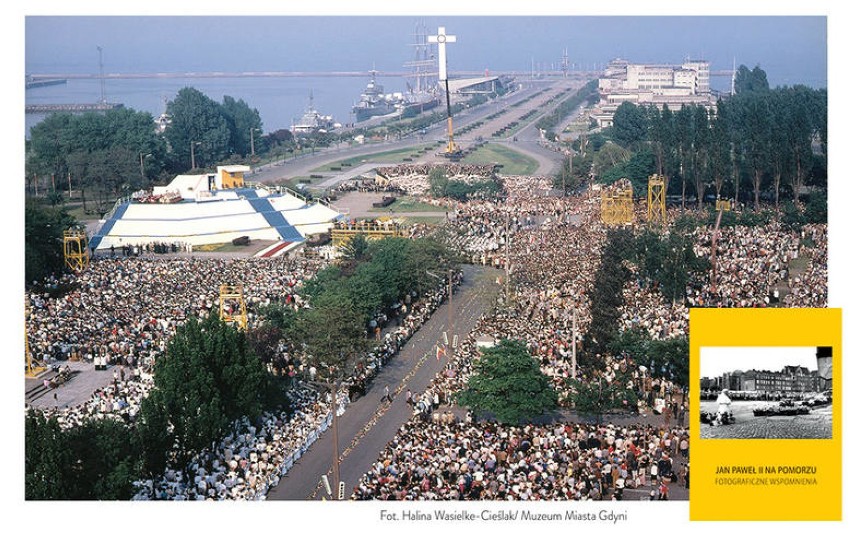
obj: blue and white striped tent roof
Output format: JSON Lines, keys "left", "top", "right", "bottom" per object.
{"left": 90, "top": 187, "right": 342, "bottom": 250}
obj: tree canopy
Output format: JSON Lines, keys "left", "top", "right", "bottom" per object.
{"left": 138, "top": 314, "right": 277, "bottom": 470}
{"left": 25, "top": 200, "right": 76, "bottom": 284}
{"left": 456, "top": 339, "right": 559, "bottom": 425}
{"left": 601, "top": 67, "right": 826, "bottom": 207}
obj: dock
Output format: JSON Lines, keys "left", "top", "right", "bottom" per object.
{"left": 25, "top": 102, "right": 124, "bottom": 114}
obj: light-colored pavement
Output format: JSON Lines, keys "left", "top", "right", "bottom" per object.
{"left": 699, "top": 401, "right": 832, "bottom": 439}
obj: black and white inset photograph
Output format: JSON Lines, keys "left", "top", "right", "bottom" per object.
{"left": 699, "top": 346, "right": 833, "bottom": 439}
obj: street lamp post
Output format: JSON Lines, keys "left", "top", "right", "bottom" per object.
{"left": 139, "top": 153, "right": 152, "bottom": 178}
{"left": 250, "top": 128, "right": 260, "bottom": 158}
{"left": 190, "top": 141, "right": 201, "bottom": 170}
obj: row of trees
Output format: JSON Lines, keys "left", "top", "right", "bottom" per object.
{"left": 27, "top": 108, "right": 167, "bottom": 215}
{"left": 26, "top": 88, "right": 264, "bottom": 214}
{"left": 536, "top": 79, "right": 599, "bottom": 139}
{"left": 587, "top": 227, "right": 703, "bottom": 385}
{"left": 605, "top": 66, "right": 826, "bottom": 208}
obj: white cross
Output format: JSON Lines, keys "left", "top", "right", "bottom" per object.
{"left": 427, "top": 26, "right": 456, "bottom": 81}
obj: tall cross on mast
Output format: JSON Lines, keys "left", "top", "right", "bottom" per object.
{"left": 428, "top": 26, "right": 460, "bottom": 157}
{"left": 427, "top": 26, "right": 456, "bottom": 81}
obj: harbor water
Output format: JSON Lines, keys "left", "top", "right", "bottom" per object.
{"left": 24, "top": 75, "right": 404, "bottom": 138}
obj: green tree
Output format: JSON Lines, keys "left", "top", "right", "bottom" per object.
{"left": 292, "top": 294, "right": 373, "bottom": 383}
{"left": 428, "top": 167, "right": 449, "bottom": 197}
{"left": 611, "top": 102, "right": 648, "bottom": 148}
{"left": 140, "top": 314, "right": 274, "bottom": 470}
{"left": 610, "top": 329, "right": 689, "bottom": 388}
{"left": 65, "top": 418, "right": 140, "bottom": 500}
{"left": 339, "top": 233, "right": 371, "bottom": 268}
{"left": 636, "top": 228, "right": 708, "bottom": 304}
{"left": 137, "top": 387, "right": 174, "bottom": 478}
{"left": 25, "top": 410, "right": 142, "bottom": 500}
{"left": 739, "top": 93, "right": 771, "bottom": 209}
{"left": 587, "top": 229, "right": 634, "bottom": 355}
{"left": 25, "top": 409, "right": 75, "bottom": 500}
{"left": 735, "top": 64, "right": 770, "bottom": 94}
{"left": 600, "top": 149, "right": 655, "bottom": 189}
{"left": 221, "top": 95, "right": 263, "bottom": 157}
{"left": 674, "top": 104, "right": 695, "bottom": 208}
{"left": 25, "top": 200, "right": 75, "bottom": 283}
{"left": 457, "top": 339, "right": 558, "bottom": 425}
{"left": 593, "top": 141, "right": 632, "bottom": 178}
{"left": 805, "top": 190, "right": 828, "bottom": 224}
{"left": 568, "top": 377, "right": 638, "bottom": 423}
{"left": 708, "top": 102, "right": 732, "bottom": 201}
{"left": 164, "top": 87, "right": 231, "bottom": 172}
{"left": 648, "top": 105, "right": 676, "bottom": 177}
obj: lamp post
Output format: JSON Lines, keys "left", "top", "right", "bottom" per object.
{"left": 190, "top": 141, "right": 201, "bottom": 170}
{"left": 139, "top": 153, "right": 152, "bottom": 178}
{"left": 250, "top": 128, "right": 260, "bottom": 158}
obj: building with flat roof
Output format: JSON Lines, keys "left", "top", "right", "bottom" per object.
{"left": 703, "top": 365, "right": 823, "bottom": 394}
{"left": 592, "top": 58, "right": 715, "bottom": 128}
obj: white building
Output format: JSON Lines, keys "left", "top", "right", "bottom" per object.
{"left": 593, "top": 58, "right": 715, "bottom": 128}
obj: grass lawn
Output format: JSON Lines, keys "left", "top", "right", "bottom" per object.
{"left": 310, "top": 144, "right": 430, "bottom": 172}
{"left": 63, "top": 204, "right": 100, "bottom": 222}
{"left": 402, "top": 215, "right": 446, "bottom": 225}
{"left": 787, "top": 256, "right": 810, "bottom": 272}
{"left": 194, "top": 242, "right": 248, "bottom": 253}
{"left": 461, "top": 143, "right": 539, "bottom": 175}
{"left": 369, "top": 196, "right": 441, "bottom": 213}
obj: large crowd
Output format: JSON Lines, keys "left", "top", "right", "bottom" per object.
{"left": 352, "top": 419, "right": 689, "bottom": 500}
{"left": 349, "top": 177, "right": 826, "bottom": 501}
{"left": 373, "top": 163, "right": 499, "bottom": 196}
{"left": 26, "top": 256, "right": 321, "bottom": 368}
{"left": 26, "top": 248, "right": 461, "bottom": 500}
{"left": 27, "top": 169, "right": 827, "bottom": 501}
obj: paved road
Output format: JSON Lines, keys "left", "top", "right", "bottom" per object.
{"left": 249, "top": 79, "right": 591, "bottom": 185}
{"left": 25, "top": 360, "right": 115, "bottom": 410}
{"left": 266, "top": 264, "right": 500, "bottom": 500}
{"left": 700, "top": 401, "right": 832, "bottom": 439}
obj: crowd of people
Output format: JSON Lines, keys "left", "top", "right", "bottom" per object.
{"left": 352, "top": 418, "right": 689, "bottom": 500}
{"left": 26, "top": 245, "right": 461, "bottom": 500}
{"left": 784, "top": 224, "right": 828, "bottom": 307}
{"left": 133, "top": 385, "right": 347, "bottom": 500}
{"left": 373, "top": 163, "right": 498, "bottom": 196}
{"left": 26, "top": 256, "right": 323, "bottom": 368}
{"left": 689, "top": 222, "right": 803, "bottom": 308}
{"left": 103, "top": 241, "right": 194, "bottom": 258}
{"left": 349, "top": 176, "right": 827, "bottom": 501}
{"left": 26, "top": 169, "right": 827, "bottom": 501}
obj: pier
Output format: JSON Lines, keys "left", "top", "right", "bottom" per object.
{"left": 24, "top": 70, "right": 606, "bottom": 81}
{"left": 25, "top": 102, "right": 124, "bottom": 114}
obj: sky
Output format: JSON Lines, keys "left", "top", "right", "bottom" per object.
{"left": 700, "top": 347, "right": 821, "bottom": 378}
{"left": 24, "top": 15, "right": 827, "bottom": 89}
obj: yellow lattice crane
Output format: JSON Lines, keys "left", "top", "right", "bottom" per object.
{"left": 219, "top": 284, "right": 248, "bottom": 330}
{"left": 716, "top": 199, "right": 732, "bottom": 211}
{"left": 647, "top": 175, "right": 667, "bottom": 226}
{"left": 601, "top": 182, "right": 634, "bottom": 226}
{"left": 331, "top": 219, "right": 404, "bottom": 247}
{"left": 63, "top": 228, "right": 90, "bottom": 271}
{"left": 25, "top": 300, "right": 45, "bottom": 377}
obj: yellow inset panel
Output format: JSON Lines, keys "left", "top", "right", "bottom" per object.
{"left": 690, "top": 308, "right": 841, "bottom": 521}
